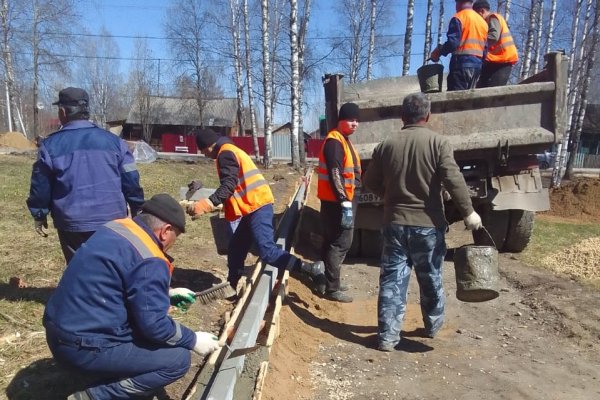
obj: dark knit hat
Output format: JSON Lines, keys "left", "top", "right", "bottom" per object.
{"left": 473, "top": 0, "right": 490, "bottom": 10}
{"left": 52, "top": 87, "right": 89, "bottom": 106}
{"left": 195, "top": 128, "right": 220, "bottom": 150}
{"left": 141, "top": 193, "right": 186, "bottom": 233}
{"left": 338, "top": 102, "right": 360, "bottom": 121}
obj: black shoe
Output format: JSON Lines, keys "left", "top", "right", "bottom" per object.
{"left": 325, "top": 290, "right": 353, "bottom": 303}
{"left": 378, "top": 343, "right": 396, "bottom": 352}
{"left": 338, "top": 283, "right": 349, "bottom": 292}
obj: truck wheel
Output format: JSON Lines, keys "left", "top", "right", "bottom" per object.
{"left": 347, "top": 228, "right": 362, "bottom": 258}
{"left": 474, "top": 207, "right": 509, "bottom": 251}
{"left": 361, "top": 229, "right": 383, "bottom": 258}
{"left": 503, "top": 210, "right": 535, "bottom": 253}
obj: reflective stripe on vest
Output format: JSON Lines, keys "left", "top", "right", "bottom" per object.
{"left": 106, "top": 218, "right": 173, "bottom": 275}
{"left": 454, "top": 9, "right": 487, "bottom": 58}
{"left": 317, "top": 130, "right": 362, "bottom": 202}
{"left": 218, "top": 143, "right": 274, "bottom": 221}
{"left": 486, "top": 13, "right": 518, "bottom": 64}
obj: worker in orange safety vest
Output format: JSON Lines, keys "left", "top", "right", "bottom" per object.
{"left": 473, "top": 0, "right": 519, "bottom": 87}
{"left": 430, "top": 0, "right": 488, "bottom": 91}
{"left": 187, "top": 128, "right": 326, "bottom": 293}
{"left": 317, "top": 102, "right": 362, "bottom": 303}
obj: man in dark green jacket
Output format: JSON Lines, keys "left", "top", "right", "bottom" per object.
{"left": 364, "top": 92, "right": 482, "bottom": 352}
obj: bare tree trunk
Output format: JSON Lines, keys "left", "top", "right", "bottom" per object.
{"left": 230, "top": 0, "right": 245, "bottom": 137}
{"left": 297, "top": 0, "right": 311, "bottom": 165}
{"left": 289, "top": 0, "right": 300, "bottom": 169}
{"left": 532, "top": 0, "right": 544, "bottom": 74}
{"left": 546, "top": 0, "right": 557, "bottom": 52}
{"left": 261, "top": 0, "right": 273, "bottom": 168}
{"left": 552, "top": 0, "right": 584, "bottom": 187}
{"left": 504, "top": 0, "right": 511, "bottom": 23}
{"left": 436, "top": 0, "right": 444, "bottom": 46}
{"left": 520, "top": 0, "right": 538, "bottom": 80}
{"left": 564, "top": 0, "right": 600, "bottom": 180}
{"left": 402, "top": 0, "right": 415, "bottom": 76}
{"left": 423, "top": 0, "right": 433, "bottom": 64}
{"left": 242, "top": 0, "right": 260, "bottom": 160}
{"left": 366, "top": 0, "right": 376, "bottom": 80}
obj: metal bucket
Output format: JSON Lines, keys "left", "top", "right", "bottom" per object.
{"left": 453, "top": 228, "right": 499, "bottom": 302}
{"left": 417, "top": 63, "right": 444, "bottom": 93}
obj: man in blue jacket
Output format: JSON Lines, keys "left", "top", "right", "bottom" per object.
{"left": 44, "top": 193, "right": 221, "bottom": 400}
{"left": 27, "top": 87, "right": 145, "bottom": 263}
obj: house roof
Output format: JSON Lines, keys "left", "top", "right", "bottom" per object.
{"left": 583, "top": 103, "right": 600, "bottom": 134}
{"left": 125, "top": 96, "right": 240, "bottom": 127}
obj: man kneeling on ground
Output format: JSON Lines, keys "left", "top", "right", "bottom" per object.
{"left": 44, "top": 193, "right": 221, "bottom": 399}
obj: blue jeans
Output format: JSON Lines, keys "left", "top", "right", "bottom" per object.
{"left": 46, "top": 326, "right": 190, "bottom": 399}
{"left": 377, "top": 224, "right": 447, "bottom": 347}
{"left": 227, "top": 204, "right": 298, "bottom": 287}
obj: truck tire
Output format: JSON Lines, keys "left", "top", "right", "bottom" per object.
{"left": 503, "top": 210, "right": 535, "bottom": 253}
{"left": 347, "top": 228, "right": 362, "bottom": 258}
{"left": 361, "top": 228, "right": 383, "bottom": 258}
{"left": 474, "top": 207, "right": 509, "bottom": 251}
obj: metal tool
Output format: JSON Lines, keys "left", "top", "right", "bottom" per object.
{"left": 222, "top": 342, "right": 262, "bottom": 358}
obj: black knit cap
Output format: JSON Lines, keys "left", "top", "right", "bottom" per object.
{"left": 473, "top": 0, "right": 490, "bottom": 10}
{"left": 338, "top": 102, "right": 360, "bottom": 121}
{"left": 195, "top": 128, "right": 220, "bottom": 150}
{"left": 52, "top": 87, "right": 89, "bottom": 106}
{"left": 141, "top": 193, "right": 186, "bottom": 233}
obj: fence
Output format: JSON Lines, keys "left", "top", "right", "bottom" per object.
{"left": 572, "top": 153, "right": 600, "bottom": 168}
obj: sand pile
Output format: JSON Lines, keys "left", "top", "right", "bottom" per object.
{"left": 541, "top": 237, "right": 600, "bottom": 282}
{"left": 545, "top": 177, "right": 600, "bottom": 222}
{"left": 0, "top": 132, "right": 36, "bottom": 150}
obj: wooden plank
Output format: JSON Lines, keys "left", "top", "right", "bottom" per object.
{"left": 252, "top": 361, "right": 270, "bottom": 400}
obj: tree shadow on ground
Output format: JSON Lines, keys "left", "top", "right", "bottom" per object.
{"left": 170, "top": 267, "right": 226, "bottom": 293}
{"left": 6, "top": 358, "right": 95, "bottom": 400}
{"left": 286, "top": 291, "right": 376, "bottom": 347}
{"left": 0, "top": 283, "right": 54, "bottom": 305}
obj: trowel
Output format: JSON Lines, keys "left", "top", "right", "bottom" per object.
{"left": 222, "top": 342, "right": 262, "bottom": 358}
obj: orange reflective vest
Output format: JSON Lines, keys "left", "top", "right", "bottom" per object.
{"left": 217, "top": 143, "right": 274, "bottom": 221}
{"left": 454, "top": 9, "right": 488, "bottom": 58}
{"left": 317, "top": 130, "right": 361, "bottom": 202}
{"left": 106, "top": 218, "right": 174, "bottom": 275}
{"left": 486, "top": 13, "right": 518, "bottom": 64}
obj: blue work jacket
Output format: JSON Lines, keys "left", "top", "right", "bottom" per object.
{"left": 43, "top": 217, "right": 196, "bottom": 350}
{"left": 27, "top": 120, "right": 144, "bottom": 232}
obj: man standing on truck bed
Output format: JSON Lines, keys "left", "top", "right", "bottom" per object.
{"left": 473, "top": 0, "right": 518, "bottom": 87}
{"left": 317, "top": 102, "right": 362, "bottom": 303}
{"left": 363, "top": 93, "right": 482, "bottom": 352}
{"left": 430, "top": 0, "right": 488, "bottom": 91}
{"left": 26, "top": 87, "right": 145, "bottom": 264}
{"left": 187, "top": 128, "right": 326, "bottom": 293}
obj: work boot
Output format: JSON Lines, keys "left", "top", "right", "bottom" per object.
{"left": 377, "top": 342, "right": 396, "bottom": 352}
{"left": 325, "top": 290, "right": 353, "bottom": 303}
{"left": 68, "top": 390, "right": 92, "bottom": 400}
{"left": 338, "top": 282, "right": 349, "bottom": 292}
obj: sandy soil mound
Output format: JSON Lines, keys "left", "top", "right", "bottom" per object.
{"left": 0, "top": 131, "right": 36, "bottom": 150}
{"left": 545, "top": 177, "right": 600, "bottom": 222}
{"left": 541, "top": 237, "right": 600, "bottom": 282}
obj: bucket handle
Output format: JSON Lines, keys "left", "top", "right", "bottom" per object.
{"left": 478, "top": 226, "right": 497, "bottom": 249}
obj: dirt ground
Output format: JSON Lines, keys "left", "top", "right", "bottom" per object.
{"left": 261, "top": 177, "right": 600, "bottom": 400}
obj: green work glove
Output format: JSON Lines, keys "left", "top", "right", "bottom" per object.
{"left": 169, "top": 287, "right": 196, "bottom": 311}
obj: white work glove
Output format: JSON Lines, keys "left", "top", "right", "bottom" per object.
{"left": 340, "top": 201, "right": 353, "bottom": 229}
{"left": 193, "top": 331, "right": 221, "bottom": 355}
{"left": 464, "top": 211, "right": 483, "bottom": 231}
{"left": 169, "top": 288, "right": 196, "bottom": 310}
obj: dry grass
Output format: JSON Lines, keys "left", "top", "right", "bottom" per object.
{"left": 0, "top": 153, "right": 301, "bottom": 399}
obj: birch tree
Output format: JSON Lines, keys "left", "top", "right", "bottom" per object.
{"left": 504, "top": 0, "right": 511, "bottom": 23}
{"left": 402, "top": 0, "right": 415, "bottom": 76}
{"left": 519, "top": 0, "right": 539, "bottom": 79}
{"left": 564, "top": 0, "right": 600, "bottom": 180}
{"left": 546, "top": 0, "right": 557, "bottom": 52}
{"left": 436, "top": 0, "right": 444, "bottom": 46}
{"left": 296, "top": 0, "right": 311, "bottom": 165}
{"left": 0, "top": 0, "right": 24, "bottom": 133}
{"left": 242, "top": 0, "right": 260, "bottom": 160}
{"left": 130, "top": 39, "right": 158, "bottom": 144}
{"left": 367, "top": 0, "right": 376, "bottom": 80}
{"left": 423, "top": 0, "right": 433, "bottom": 65}
{"left": 229, "top": 0, "right": 245, "bottom": 137}
{"left": 532, "top": 0, "right": 544, "bottom": 74}
{"left": 261, "top": 0, "right": 273, "bottom": 168}
{"left": 289, "top": 0, "right": 300, "bottom": 169}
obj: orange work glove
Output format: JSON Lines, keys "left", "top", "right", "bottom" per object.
{"left": 186, "top": 198, "right": 216, "bottom": 219}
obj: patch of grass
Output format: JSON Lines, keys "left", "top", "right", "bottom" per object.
{"left": 518, "top": 216, "right": 600, "bottom": 268}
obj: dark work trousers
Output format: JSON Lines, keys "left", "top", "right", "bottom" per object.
{"left": 477, "top": 62, "right": 513, "bottom": 88}
{"left": 45, "top": 322, "right": 190, "bottom": 399}
{"left": 227, "top": 204, "right": 299, "bottom": 288}
{"left": 447, "top": 66, "right": 481, "bottom": 91}
{"left": 320, "top": 200, "right": 357, "bottom": 292}
{"left": 57, "top": 230, "right": 94, "bottom": 264}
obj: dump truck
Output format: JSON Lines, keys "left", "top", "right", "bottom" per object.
{"left": 322, "top": 52, "right": 568, "bottom": 257}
